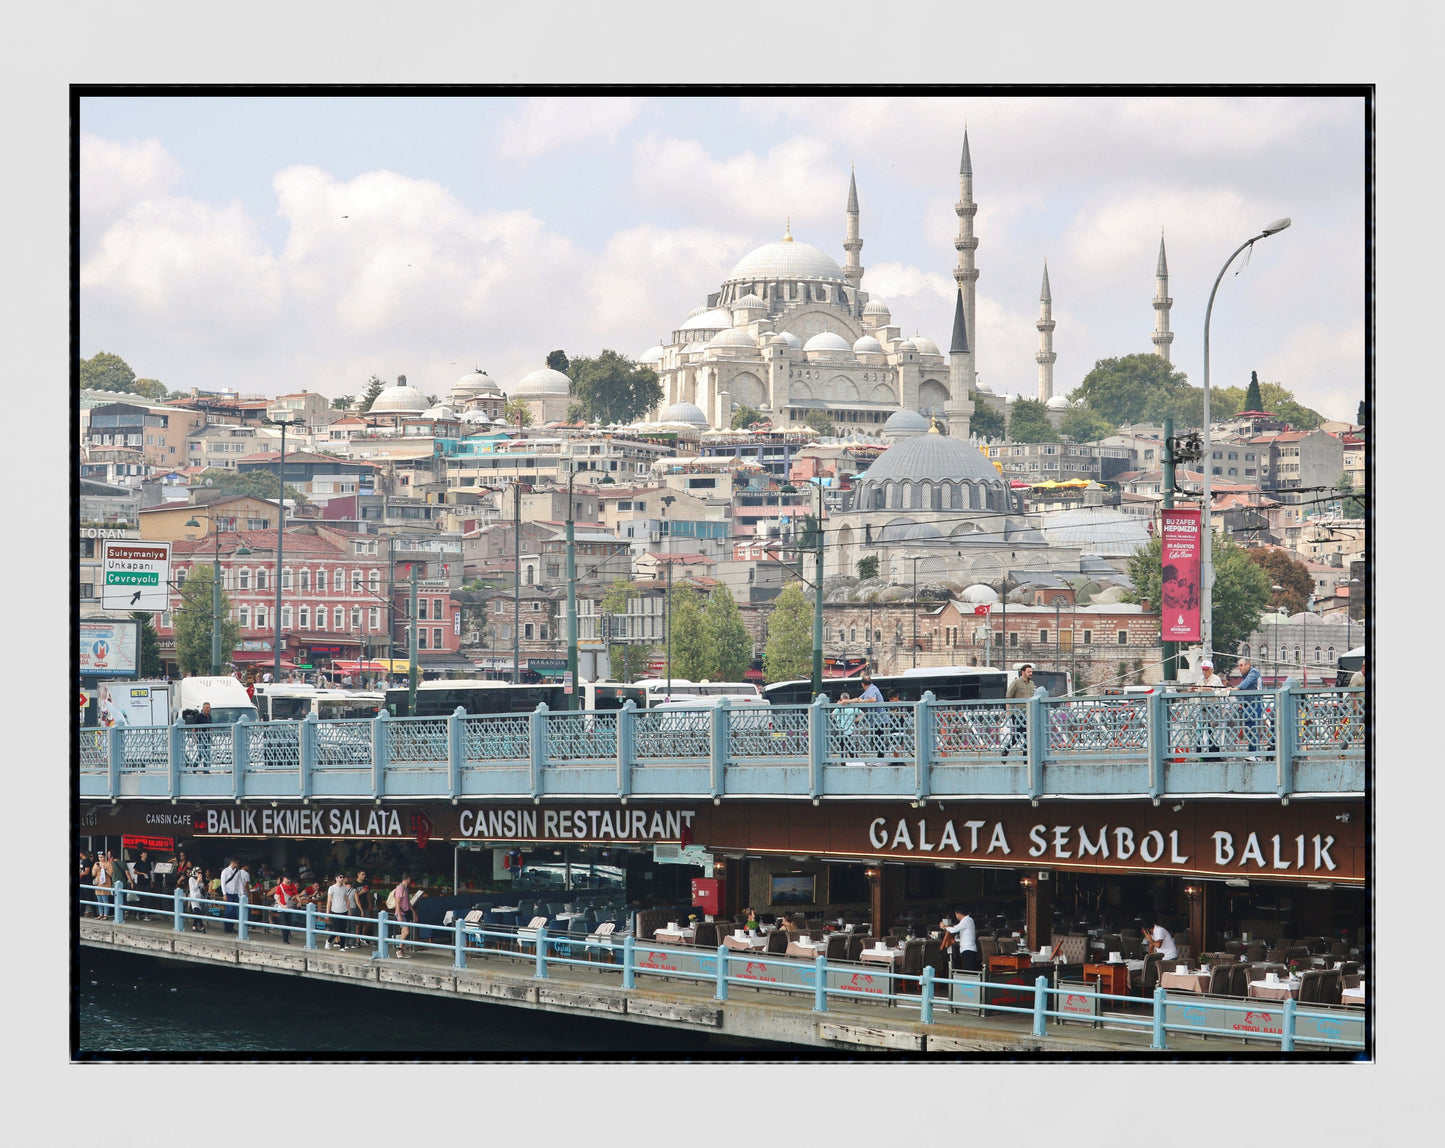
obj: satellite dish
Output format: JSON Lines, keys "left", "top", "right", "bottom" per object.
{"left": 205, "top": 478, "right": 213, "bottom": 487}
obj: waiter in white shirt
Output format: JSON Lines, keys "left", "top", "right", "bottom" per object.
{"left": 943, "top": 906, "right": 981, "bottom": 972}
{"left": 1144, "top": 921, "right": 1178, "bottom": 961}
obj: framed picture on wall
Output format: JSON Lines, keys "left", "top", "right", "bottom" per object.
{"left": 771, "top": 873, "right": 815, "bottom": 904}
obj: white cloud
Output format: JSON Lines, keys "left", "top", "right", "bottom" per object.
{"left": 495, "top": 96, "right": 642, "bottom": 162}
{"left": 79, "top": 133, "right": 183, "bottom": 253}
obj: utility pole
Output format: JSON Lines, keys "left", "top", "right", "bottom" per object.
{"left": 1161, "top": 415, "right": 1176, "bottom": 682}
{"left": 662, "top": 495, "right": 674, "bottom": 700}
{"left": 512, "top": 480, "right": 521, "bottom": 685}
{"left": 261, "top": 413, "right": 298, "bottom": 685}
{"left": 408, "top": 561, "right": 419, "bottom": 716}
{"left": 811, "top": 480, "right": 824, "bottom": 698}
{"left": 565, "top": 463, "right": 579, "bottom": 710}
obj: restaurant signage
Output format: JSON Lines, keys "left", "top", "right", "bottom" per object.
{"left": 1159, "top": 507, "right": 1201, "bottom": 642}
{"left": 455, "top": 806, "right": 696, "bottom": 843}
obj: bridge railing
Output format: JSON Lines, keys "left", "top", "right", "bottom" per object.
{"left": 77, "top": 681, "right": 1363, "bottom": 802}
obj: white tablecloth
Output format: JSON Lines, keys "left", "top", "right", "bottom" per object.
{"left": 723, "top": 933, "right": 768, "bottom": 951}
{"left": 1249, "top": 978, "right": 1301, "bottom": 1001}
{"left": 786, "top": 940, "right": 827, "bottom": 959}
{"left": 1341, "top": 984, "right": 1365, "bottom": 1003}
{"left": 859, "top": 946, "right": 901, "bottom": 965}
{"left": 654, "top": 928, "right": 696, "bottom": 944}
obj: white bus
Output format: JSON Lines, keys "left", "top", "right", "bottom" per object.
{"left": 628, "top": 678, "right": 762, "bottom": 708}
{"left": 255, "top": 685, "right": 385, "bottom": 721}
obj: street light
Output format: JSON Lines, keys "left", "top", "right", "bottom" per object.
{"left": 185, "top": 515, "right": 251, "bottom": 675}
{"left": 260, "top": 412, "right": 302, "bottom": 683}
{"left": 1201, "top": 217, "right": 1291, "bottom": 662}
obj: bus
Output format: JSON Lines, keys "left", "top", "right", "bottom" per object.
{"left": 1006, "top": 664, "right": 1073, "bottom": 698}
{"left": 254, "top": 686, "right": 386, "bottom": 721}
{"left": 629, "top": 678, "right": 762, "bottom": 707}
{"left": 581, "top": 681, "right": 649, "bottom": 711}
{"left": 1335, "top": 646, "right": 1365, "bottom": 687}
{"left": 761, "top": 665, "right": 1008, "bottom": 707}
{"left": 385, "top": 679, "right": 566, "bottom": 717}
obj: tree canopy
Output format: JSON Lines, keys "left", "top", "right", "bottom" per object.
{"left": 1248, "top": 548, "right": 1314, "bottom": 615}
{"left": 1058, "top": 405, "right": 1115, "bottom": 443}
{"left": 1069, "top": 353, "right": 1191, "bottom": 427}
{"left": 1006, "top": 397, "right": 1056, "bottom": 443}
{"left": 1125, "top": 534, "right": 1270, "bottom": 670}
{"left": 968, "top": 401, "right": 1006, "bottom": 442}
{"left": 667, "top": 581, "right": 709, "bottom": 680}
{"left": 331, "top": 395, "right": 354, "bottom": 410}
{"left": 132, "top": 378, "right": 168, "bottom": 401}
{"left": 173, "top": 566, "right": 241, "bottom": 675}
{"left": 802, "top": 410, "right": 836, "bottom": 437}
{"left": 598, "top": 582, "right": 653, "bottom": 680}
{"left": 1356, "top": 399, "right": 1366, "bottom": 427}
{"left": 565, "top": 350, "right": 662, "bottom": 425}
{"left": 704, "top": 585, "right": 752, "bottom": 681}
{"left": 504, "top": 396, "right": 533, "bottom": 427}
{"left": 1335, "top": 471, "right": 1365, "bottom": 518}
{"left": 81, "top": 351, "right": 138, "bottom": 393}
{"left": 731, "top": 404, "right": 767, "bottom": 430}
{"left": 195, "top": 467, "right": 305, "bottom": 507}
{"left": 856, "top": 554, "right": 879, "bottom": 581}
{"left": 546, "top": 349, "right": 570, "bottom": 373}
{"left": 763, "top": 583, "right": 814, "bottom": 684}
{"left": 1214, "top": 377, "right": 1322, "bottom": 431}
{"left": 1243, "top": 370, "right": 1264, "bottom": 413}
{"left": 357, "top": 374, "right": 387, "bottom": 414}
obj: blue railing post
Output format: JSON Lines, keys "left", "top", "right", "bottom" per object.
{"left": 232, "top": 721, "right": 250, "bottom": 798}
{"left": 622, "top": 934, "right": 636, "bottom": 989}
{"left": 113, "top": 884, "right": 125, "bottom": 925}
{"left": 1027, "top": 687, "right": 1047, "bottom": 800}
{"left": 808, "top": 695, "right": 826, "bottom": 799}
{"left": 299, "top": 712, "right": 316, "bottom": 799}
{"left": 914, "top": 691, "right": 934, "bottom": 803}
{"left": 168, "top": 719, "right": 184, "bottom": 796}
{"left": 715, "top": 945, "right": 729, "bottom": 1001}
{"left": 710, "top": 698, "right": 729, "bottom": 800}
{"left": 448, "top": 706, "right": 465, "bottom": 800}
{"left": 454, "top": 918, "right": 466, "bottom": 970}
{"left": 173, "top": 885, "right": 185, "bottom": 933}
{"left": 813, "top": 954, "right": 828, "bottom": 1012}
{"left": 238, "top": 894, "right": 249, "bottom": 941}
{"left": 529, "top": 703, "right": 548, "bottom": 800}
{"left": 306, "top": 902, "right": 318, "bottom": 950}
{"left": 1150, "top": 985, "right": 1168, "bottom": 1050}
{"left": 535, "top": 926, "right": 550, "bottom": 979}
{"left": 617, "top": 700, "right": 636, "bottom": 801}
{"left": 1281, "top": 997, "right": 1297, "bottom": 1051}
{"left": 1276, "top": 678, "right": 1299, "bottom": 801}
{"left": 1032, "top": 974, "right": 1048, "bottom": 1037}
{"left": 371, "top": 709, "right": 389, "bottom": 799}
{"left": 1147, "top": 688, "right": 1168, "bottom": 801}
{"left": 920, "top": 964, "right": 935, "bottom": 1025}
{"left": 375, "top": 910, "right": 389, "bottom": 959}
{"left": 107, "top": 725, "right": 123, "bottom": 799}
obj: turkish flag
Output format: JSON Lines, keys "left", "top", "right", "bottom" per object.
{"left": 973, "top": 604, "right": 991, "bottom": 616}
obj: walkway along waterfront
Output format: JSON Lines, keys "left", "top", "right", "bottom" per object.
{"left": 78, "top": 886, "right": 1366, "bottom": 1055}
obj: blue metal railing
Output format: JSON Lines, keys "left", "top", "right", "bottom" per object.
{"left": 77, "top": 682, "right": 1364, "bottom": 803}
{"left": 78, "top": 888, "right": 1364, "bottom": 1053}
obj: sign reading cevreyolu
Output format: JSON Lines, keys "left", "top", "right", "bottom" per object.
{"left": 101, "top": 540, "right": 171, "bottom": 612}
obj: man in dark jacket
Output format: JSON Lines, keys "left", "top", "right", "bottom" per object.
{"left": 1235, "top": 658, "right": 1262, "bottom": 757}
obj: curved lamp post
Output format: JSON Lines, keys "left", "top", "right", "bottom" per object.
{"left": 1200, "top": 217, "right": 1291, "bottom": 663}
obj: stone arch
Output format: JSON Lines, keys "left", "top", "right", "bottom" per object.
{"left": 836, "top": 524, "right": 854, "bottom": 573}
{"left": 789, "top": 380, "right": 813, "bottom": 402}
{"left": 871, "top": 382, "right": 896, "bottom": 403}
{"left": 918, "top": 379, "right": 949, "bottom": 413}
{"left": 729, "top": 372, "right": 765, "bottom": 408}
{"left": 831, "top": 376, "right": 859, "bottom": 402}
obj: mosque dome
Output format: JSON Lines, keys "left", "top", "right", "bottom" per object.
{"left": 708, "top": 327, "right": 757, "bottom": 349}
{"left": 896, "top": 339, "right": 918, "bottom": 353}
{"left": 882, "top": 408, "right": 929, "bottom": 437}
{"left": 425, "top": 403, "right": 457, "bottom": 418}
{"left": 679, "top": 308, "right": 734, "bottom": 332}
{"left": 1046, "top": 395, "right": 1070, "bottom": 410}
{"left": 687, "top": 304, "right": 708, "bottom": 318}
{"left": 637, "top": 344, "right": 665, "bottom": 364}
{"left": 660, "top": 401, "right": 709, "bottom": 429}
{"left": 777, "top": 331, "right": 803, "bottom": 350}
{"left": 734, "top": 293, "right": 766, "bottom": 311}
{"left": 767, "top": 333, "right": 792, "bottom": 347}
{"left": 852, "top": 334, "right": 885, "bottom": 354}
{"left": 911, "top": 337, "right": 941, "bottom": 356}
{"left": 878, "top": 520, "right": 944, "bottom": 543}
{"left": 803, "top": 331, "right": 852, "bottom": 357}
{"left": 451, "top": 368, "right": 501, "bottom": 400}
{"left": 681, "top": 341, "right": 708, "bottom": 355}
{"left": 725, "top": 233, "right": 846, "bottom": 284}
{"left": 862, "top": 299, "right": 891, "bottom": 318}
{"left": 370, "top": 375, "right": 430, "bottom": 414}
{"left": 512, "top": 367, "right": 572, "bottom": 397}
{"left": 859, "top": 428, "right": 1007, "bottom": 487}
{"left": 975, "top": 381, "right": 994, "bottom": 394}
{"left": 959, "top": 584, "right": 1001, "bottom": 605}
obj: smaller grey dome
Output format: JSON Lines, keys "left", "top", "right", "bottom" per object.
{"left": 879, "top": 520, "right": 943, "bottom": 543}
{"left": 1046, "top": 395, "right": 1070, "bottom": 410}
{"left": 959, "top": 584, "right": 1000, "bottom": 604}
{"left": 679, "top": 308, "right": 734, "bottom": 332}
{"left": 681, "top": 341, "right": 708, "bottom": 355}
{"left": 734, "top": 293, "right": 766, "bottom": 310}
{"left": 852, "top": 334, "right": 884, "bottom": 354}
{"left": 637, "top": 344, "right": 665, "bottom": 364}
{"left": 804, "top": 331, "right": 852, "bottom": 357}
{"left": 883, "top": 408, "right": 929, "bottom": 435}
{"left": 912, "top": 337, "right": 941, "bottom": 356}
{"left": 660, "top": 401, "right": 709, "bottom": 429}
{"left": 862, "top": 299, "right": 891, "bottom": 317}
{"left": 512, "top": 367, "right": 572, "bottom": 396}
{"left": 370, "top": 376, "right": 430, "bottom": 414}
{"left": 708, "top": 327, "right": 756, "bottom": 349}
{"left": 896, "top": 339, "right": 917, "bottom": 353}
{"left": 778, "top": 331, "right": 803, "bottom": 350}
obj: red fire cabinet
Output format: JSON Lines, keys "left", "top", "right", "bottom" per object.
{"left": 691, "top": 877, "right": 724, "bottom": 916}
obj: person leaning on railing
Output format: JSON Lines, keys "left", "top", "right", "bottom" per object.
{"left": 1001, "top": 664, "right": 1034, "bottom": 757}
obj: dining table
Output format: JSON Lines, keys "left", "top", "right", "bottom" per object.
{"left": 653, "top": 926, "right": 696, "bottom": 945}
{"left": 859, "top": 944, "right": 902, "bottom": 966}
{"left": 722, "top": 932, "right": 768, "bottom": 951}
{"left": 1341, "top": 983, "right": 1365, "bottom": 1007}
{"left": 1248, "top": 977, "right": 1301, "bottom": 1001}
{"left": 1160, "top": 970, "right": 1213, "bottom": 994}
{"left": 786, "top": 939, "right": 828, "bottom": 960}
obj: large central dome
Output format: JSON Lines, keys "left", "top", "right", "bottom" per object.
{"left": 725, "top": 233, "right": 845, "bottom": 284}
{"left": 861, "top": 430, "right": 1005, "bottom": 486}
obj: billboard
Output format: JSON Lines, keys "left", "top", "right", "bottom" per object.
{"left": 79, "top": 619, "right": 139, "bottom": 678}
{"left": 1159, "top": 507, "right": 1202, "bottom": 642}
{"left": 101, "top": 540, "right": 172, "bottom": 612}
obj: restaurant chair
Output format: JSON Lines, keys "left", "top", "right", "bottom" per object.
{"left": 890, "top": 926, "right": 909, "bottom": 940}
{"left": 766, "top": 929, "right": 790, "bottom": 955}
{"left": 1266, "top": 948, "right": 1287, "bottom": 964}
{"left": 1121, "top": 935, "right": 1144, "bottom": 960}
{"left": 694, "top": 921, "right": 720, "bottom": 949}
{"left": 1245, "top": 943, "right": 1267, "bottom": 962}
{"left": 1227, "top": 963, "right": 1250, "bottom": 998}
{"left": 1318, "top": 969, "right": 1341, "bottom": 1005}
{"left": 846, "top": 934, "right": 871, "bottom": 963}
{"left": 825, "top": 934, "right": 850, "bottom": 962}
{"left": 900, "top": 939, "right": 926, "bottom": 992}
{"left": 978, "top": 936, "right": 999, "bottom": 962}
{"left": 1296, "top": 970, "right": 1323, "bottom": 1005}
{"left": 1338, "top": 960, "right": 1359, "bottom": 978}
{"left": 1207, "top": 965, "right": 1233, "bottom": 996}
{"left": 1140, "top": 952, "right": 1163, "bottom": 997}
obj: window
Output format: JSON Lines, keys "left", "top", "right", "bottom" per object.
{"left": 433, "top": 598, "right": 443, "bottom": 619}
{"left": 1008, "top": 631, "right": 1018, "bottom": 647}
{"left": 1227, "top": 452, "right": 1237, "bottom": 460}
{"left": 299, "top": 606, "right": 310, "bottom": 629}
{"left": 334, "top": 607, "right": 345, "bottom": 630}
{"left": 280, "top": 605, "right": 292, "bottom": 629}
{"left": 1039, "top": 629, "right": 1049, "bottom": 643}
{"left": 1293, "top": 646, "right": 1301, "bottom": 663}
{"left": 315, "top": 605, "right": 326, "bottom": 630}
{"left": 524, "top": 623, "right": 534, "bottom": 640}
{"left": 1082, "top": 630, "right": 1092, "bottom": 645}
{"left": 369, "top": 607, "right": 379, "bottom": 631}
{"left": 316, "top": 568, "right": 327, "bottom": 592}
{"left": 299, "top": 568, "right": 310, "bottom": 592}
{"left": 1117, "top": 630, "right": 1128, "bottom": 645}
{"left": 1313, "top": 645, "right": 1322, "bottom": 663}
{"left": 255, "top": 606, "right": 267, "bottom": 630}
{"left": 369, "top": 570, "right": 380, "bottom": 594}
{"left": 1259, "top": 643, "right": 1268, "bottom": 659}
{"left": 351, "top": 607, "right": 362, "bottom": 630}
{"left": 239, "top": 568, "right": 251, "bottom": 590}
{"left": 257, "top": 568, "right": 268, "bottom": 590}
{"left": 418, "top": 628, "right": 429, "bottom": 649}
{"left": 850, "top": 628, "right": 856, "bottom": 642}
{"left": 433, "top": 627, "right": 443, "bottom": 648}
{"left": 334, "top": 569, "right": 344, "bottom": 593}
{"left": 352, "top": 569, "right": 362, "bottom": 594}
{"left": 495, "top": 600, "right": 505, "bottom": 614}
{"left": 239, "top": 606, "right": 250, "bottom": 629}
{"left": 282, "top": 567, "right": 293, "bottom": 591}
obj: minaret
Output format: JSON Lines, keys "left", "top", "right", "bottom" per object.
{"left": 945, "top": 286, "right": 975, "bottom": 438}
{"left": 1152, "top": 232, "right": 1174, "bottom": 362}
{"left": 1036, "top": 261, "right": 1057, "bottom": 402}
{"left": 843, "top": 166, "right": 864, "bottom": 293}
{"left": 953, "top": 130, "right": 979, "bottom": 394}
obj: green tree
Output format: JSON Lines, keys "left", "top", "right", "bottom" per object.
{"left": 1069, "top": 353, "right": 1190, "bottom": 427}
{"left": 667, "top": 581, "right": 709, "bottom": 680}
{"left": 81, "top": 351, "right": 138, "bottom": 393}
{"left": 1334, "top": 471, "right": 1365, "bottom": 518}
{"left": 597, "top": 582, "right": 654, "bottom": 680}
{"left": 546, "top": 349, "right": 570, "bottom": 373}
{"left": 331, "top": 395, "right": 354, "bottom": 410}
{"left": 1356, "top": 399, "right": 1366, "bottom": 427}
{"left": 802, "top": 410, "right": 836, "bottom": 437}
{"left": 565, "top": 350, "right": 662, "bottom": 425}
{"left": 1248, "top": 547, "right": 1314, "bottom": 615}
{"left": 172, "top": 565, "right": 241, "bottom": 675}
{"left": 731, "top": 404, "right": 766, "bottom": 430}
{"left": 1058, "top": 406, "right": 1115, "bottom": 443}
{"left": 1216, "top": 378, "right": 1322, "bottom": 431}
{"left": 196, "top": 467, "right": 306, "bottom": 507}
{"left": 131, "top": 611, "right": 163, "bottom": 677}
{"left": 1125, "top": 534, "right": 1270, "bottom": 671}
{"left": 856, "top": 554, "right": 879, "bottom": 581}
{"left": 357, "top": 374, "right": 386, "bottom": 414}
{"left": 969, "top": 401, "right": 1006, "bottom": 441}
{"left": 132, "top": 378, "right": 167, "bottom": 402}
{"left": 1007, "top": 398, "right": 1055, "bottom": 443}
{"left": 704, "top": 585, "right": 752, "bottom": 681}
{"left": 1243, "top": 370, "right": 1264, "bottom": 413}
{"left": 504, "top": 396, "right": 533, "bottom": 427}
{"left": 763, "top": 583, "right": 814, "bottom": 684}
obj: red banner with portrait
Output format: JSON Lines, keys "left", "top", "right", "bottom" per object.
{"left": 1159, "top": 508, "right": 1202, "bottom": 642}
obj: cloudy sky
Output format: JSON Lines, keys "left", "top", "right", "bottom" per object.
{"left": 80, "top": 94, "right": 1364, "bottom": 420}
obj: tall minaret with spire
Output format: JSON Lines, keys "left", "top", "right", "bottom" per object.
{"left": 1036, "top": 261, "right": 1057, "bottom": 401}
{"left": 843, "top": 166, "right": 863, "bottom": 294}
{"left": 1152, "top": 232, "right": 1174, "bottom": 362}
{"left": 953, "top": 129, "right": 980, "bottom": 396}
{"left": 945, "top": 287, "right": 975, "bottom": 437}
